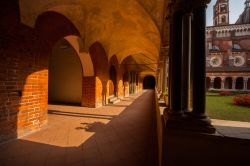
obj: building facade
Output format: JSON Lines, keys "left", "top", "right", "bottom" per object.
{"left": 206, "top": 0, "right": 250, "bottom": 91}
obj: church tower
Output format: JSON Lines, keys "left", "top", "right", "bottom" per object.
{"left": 213, "top": 0, "right": 229, "bottom": 26}
{"left": 245, "top": 0, "right": 250, "bottom": 8}
{"left": 236, "top": 0, "right": 250, "bottom": 24}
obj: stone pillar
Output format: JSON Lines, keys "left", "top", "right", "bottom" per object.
{"left": 243, "top": 78, "right": 248, "bottom": 91}
{"left": 159, "top": 67, "right": 164, "bottom": 92}
{"left": 210, "top": 77, "right": 214, "bottom": 90}
{"left": 221, "top": 78, "right": 225, "bottom": 90}
{"left": 164, "top": 6, "right": 184, "bottom": 118}
{"left": 160, "top": 44, "right": 170, "bottom": 93}
{"left": 162, "top": 62, "right": 166, "bottom": 92}
{"left": 189, "top": 3, "right": 214, "bottom": 133}
{"left": 164, "top": 0, "right": 214, "bottom": 133}
{"left": 232, "top": 78, "right": 236, "bottom": 90}
{"left": 191, "top": 5, "right": 206, "bottom": 114}
{"left": 181, "top": 10, "right": 192, "bottom": 112}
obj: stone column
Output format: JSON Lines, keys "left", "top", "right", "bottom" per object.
{"left": 232, "top": 78, "right": 236, "bottom": 90}
{"left": 162, "top": 61, "right": 166, "bottom": 92}
{"left": 188, "top": 1, "right": 215, "bottom": 133}
{"left": 243, "top": 78, "right": 248, "bottom": 91}
{"left": 159, "top": 67, "right": 164, "bottom": 92}
{"left": 164, "top": 0, "right": 214, "bottom": 133}
{"left": 162, "top": 47, "right": 169, "bottom": 93}
{"left": 181, "top": 10, "right": 192, "bottom": 112}
{"left": 221, "top": 78, "right": 225, "bottom": 90}
{"left": 210, "top": 77, "right": 214, "bottom": 90}
{"left": 191, "top": 5, "right": 207, "bottom": 114}
{"left": 164, "top": 3, "right": 184, "bottom": 119}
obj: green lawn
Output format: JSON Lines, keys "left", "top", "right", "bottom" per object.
{"left": 206, "top": 93, "right": 250, "bottom": 122}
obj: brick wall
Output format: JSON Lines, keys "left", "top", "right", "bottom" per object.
{"left": 89, "top": 42, "right": 125, "bottom": 106}
{"left": 0, "top": 23, "right": 49, "bottom": 142}
{"left": 109, "top": 55, "right": 123, "bottom": 98}
{"left": 117, "top": 80, "right": 124, "bottom": 98}
{"left": 82, "top": 76, "right": 96, "bottom": 107}
{"left": 89, "top": 42, "right": 109, "bottom": 106}
{"left": 124, "top": 82, "right": 130, "bottom": 97}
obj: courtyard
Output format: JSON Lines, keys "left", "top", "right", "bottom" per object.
{"left": 206, "top": 93, "right": 250, "bottom": 122}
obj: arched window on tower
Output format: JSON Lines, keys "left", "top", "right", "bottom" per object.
{"left": 221, "top": 15, "right": 226, "bottom": 23}
{"left": 220, "top": 5, "right": 227, "bottom": 12}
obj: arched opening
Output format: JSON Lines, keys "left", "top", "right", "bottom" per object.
{"left": 122, "top": 72, "right": 130, "bottom": 97}
{"left": 224, "top": 77, "right": 232, "bottom": 89}
{"left": 35, "top": 12, "right": 80, "bottom": 46}
{"left": 248, "top": 78, "right": 250, "bottom": 90}
{"left": 214, "top": 77, "right": 221, "bottom": 89}
{"left": 235, "top": 77, "right": 244, "bottom": 90}
{"left": 49, "top": 38, "right": 83, "bottom": 105}
{"left": 221, "top": 15, "right": 226, "bottom": 23}
{"left": 143, "top": 75, "right": 156, "bottom": 89}
{"left": 109, "top": 65, "right": 117, "bottom": 97}
{"left": 129, "top": 71, "right": 137, "bottom": 94}
{"left": 206, "top": 77, "right": 211, "bottom": 90}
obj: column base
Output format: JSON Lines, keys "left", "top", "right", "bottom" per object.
{"left": 184, "top": 111, "right": 216, "bottom": 134}
{"left": 163, "top": 108, "right": 216, "bottom": 134}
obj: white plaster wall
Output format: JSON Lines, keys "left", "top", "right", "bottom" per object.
{"left": 49, "top": 40, "right": 82, "bottom": 104}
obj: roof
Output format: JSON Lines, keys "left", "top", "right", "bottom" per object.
{"left": 236, "top": 1, "right": 250, "bottom": 24}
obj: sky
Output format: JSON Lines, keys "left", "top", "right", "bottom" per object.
{"left": 206, "top": 0, "right": 245, "bottom": 26}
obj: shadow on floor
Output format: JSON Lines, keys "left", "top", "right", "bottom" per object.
{"left": 48, "top": 110, "right": 116, "bottom": 120}
{"left": 105, "top": 104, "right": 129, "bottom": 107}
{"left": 0, "top": 90, "right": 158, "bottom": 166}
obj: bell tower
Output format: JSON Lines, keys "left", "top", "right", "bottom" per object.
{"left": 245, "top": 0, "right": 250, "bottom": 8}
{"left": 213, "top": 0, "right": 229, "bottom": 26}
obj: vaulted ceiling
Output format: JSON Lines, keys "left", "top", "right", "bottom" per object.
{"left": 19, "top": 0, "right": 170, "bottom": 76}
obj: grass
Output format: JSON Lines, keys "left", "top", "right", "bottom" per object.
{"left": 206, "top": 93, "right": 250, "bottom": 122}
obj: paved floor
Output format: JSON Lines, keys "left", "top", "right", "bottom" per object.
{"left": 0, "top": 90, "right": 157, "bottom": 166}
{"left": 212, "top": 119, "right": 250, "bottom": 139}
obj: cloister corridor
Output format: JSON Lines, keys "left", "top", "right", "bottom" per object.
{"left": 0, "top": 90, "right": 157, "bottom": 166}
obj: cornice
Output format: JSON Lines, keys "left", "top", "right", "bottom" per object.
{"left": 206, "top": 24, "right": 250, "bottom": 32}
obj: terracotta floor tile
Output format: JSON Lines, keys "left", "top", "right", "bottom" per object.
{"left": 0, "top": 90, "right": 157, "bottom": 166}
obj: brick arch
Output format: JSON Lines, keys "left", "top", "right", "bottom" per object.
{"left": 35, "top": 11, "right": 80, "bottom": 47}
{"left": 109, "top": 55, "right": 124, "bottom": 98}
{"left": 64, "top": 36, "right": 94, "bottom": 76}
{"left": 88, "top": 42, "right": 110, "bottom": 106}
{"left": 35, "top": 12, "right": 95, "bottom": 106}
{"left": 109, "top": 65, "right": 117, "bottom": 97}
{"left": 35, "top": 11, "right": 95, "bottom": 79}
{"left": 109, "top": 55, "right": 120, "bottom": 73}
